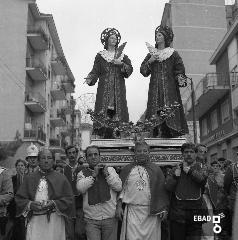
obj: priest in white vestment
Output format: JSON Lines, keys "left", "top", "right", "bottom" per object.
{"left": 15, "top": 148, "right": 75, "bottom": 240}
{"left": 116, "top": 141, "right": 169, "bottom": 240}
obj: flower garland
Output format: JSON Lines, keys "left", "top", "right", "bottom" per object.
{"left": 87, "top": 101, "right": 181, "bottom": 138}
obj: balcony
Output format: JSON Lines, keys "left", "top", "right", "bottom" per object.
{"left": 24, "top": 124, "right": 46, "bottom": 143}
{"left": 50, "top": 81, "right": 66, "bottom": 100}
{"left": 27, "top": 25, "right": 48, "bottom": 51}
{"left": 25, "top": 92, "right": 46, "bottom": 113}
{"left": 50, "top": 109, "right": 66, "bottom": 127}
{"left": 185, "top": 72, "right": 231, "bottom": 120}
{"left": 51, "top": 57, "right": 66, "bottom": 75}
{"left": 60, "top": 125, "right": 71, "bottom": 136}
{"left": 59, "top": 100, "right": 72, "bottom": 115}
{"left": 26, "top": 57, "right": 48, "bottom": 81}
{"left": 62, "top": 78, "right": 75, "bottom": 93}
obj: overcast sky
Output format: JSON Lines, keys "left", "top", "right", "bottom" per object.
{"left": 37, "top": 0, "right": 169, "bottom": 123}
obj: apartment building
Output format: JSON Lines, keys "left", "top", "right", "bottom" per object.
{"left": 185, "top": 2, "right": 238, "bottom": 162}
{"left": 161, "top": 0, "right": 227, "bottom": 142}
{"left": 0, "top": 1, "right": 76, "bottom": 159}
{"left": 161, "top": 0, "right": 227, "bottom": 98}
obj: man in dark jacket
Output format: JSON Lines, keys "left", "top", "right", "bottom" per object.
{"left": 64, "top": 145, "right": 85, "bottom": 240}
{"left": 224, "top": 157, "right": 238, "bottom": 213}
{"left": 165, "top": 142, "right": 207, "bottom": 240}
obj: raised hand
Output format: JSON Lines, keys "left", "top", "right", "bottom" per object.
{"left": 103, "top": 166, "right": 109, "bottom": 177}
{"left": 148, "top": 55, "right": 157, "bottom": 64}
{"left": 174, "top": 164, "right": 181, "bottom": 177}
{"left": 92, "top": 165, "right": 100, "bottom": 178}
{"left": 183, "top": 161, "right": 190, "bottom": 174}
{"left": 111, "top": 59, "right": 123, "bottom": 65}
{"left": 84, "top": 77, "right": 92, "bottom": 85}
{"left": 158, "top": 211, "right": 168, "bottom": 221}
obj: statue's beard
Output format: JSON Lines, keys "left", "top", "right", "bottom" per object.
{"left": 135, "top": 154, "right": 150, "bottom": 165}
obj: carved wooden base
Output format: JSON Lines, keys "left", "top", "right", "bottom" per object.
{"left": 90, "top": 138, "right": 186, "bottom": 166}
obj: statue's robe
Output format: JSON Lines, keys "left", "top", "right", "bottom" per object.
{"left": 87, "top": 51, "right": 133, "bottom": 137}
{"left": 140, "top": 50, "right": 188, "bottom": 137}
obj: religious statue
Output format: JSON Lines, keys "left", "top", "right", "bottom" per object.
{"left": 140, "top": 25, "right": 189, "bottom": 138}
{"left": 85, "top": 28, "right": 133, "bottom": 139}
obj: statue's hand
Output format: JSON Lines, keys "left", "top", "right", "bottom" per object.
{"left": 112, "top": 59, "right": 123, "bottom": 65}
{"left": 84, "top": 77, "right": 92, "bottom": 85}
{"left": 148, "top": 54, "right": 157, "bottom": 64}
{"left": 177, "top": 74, "right": 187, "bottom": 87}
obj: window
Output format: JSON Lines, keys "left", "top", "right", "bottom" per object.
{"left": 231, "top": 65, "right": 238, "bottom": 88}
{"left": 201, "top": 118, "right": 208, "bottom": 136}
{"left": 221, "top": 99, "right": 230, "bottom": 123}
{"left": 210, "top": 109, "right": 218, "bottom": 131}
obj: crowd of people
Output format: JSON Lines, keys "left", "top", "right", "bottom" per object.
{"left": 0, "top": 141, "right": 238, "bottom": 240}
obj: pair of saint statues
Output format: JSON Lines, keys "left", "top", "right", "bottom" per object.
{"left": 85, "top": 25, "right": 189, "bottom": 139}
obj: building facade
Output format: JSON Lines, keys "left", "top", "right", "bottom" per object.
{"left": 161, "top": 0, "right": 227, "bottom": 142}
{"left": 185, "top": 1, "right": 238, "bottom": 162}
{"left": 0, "top": 0, "right": 77, "bottom": 159}
{"left": 161, "top": 0, "right": 227, "bottom": 100}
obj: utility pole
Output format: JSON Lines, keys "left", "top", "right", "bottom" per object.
{"left": 70, "top": 97, "right": 75, "bottom": 145}
{"left": 187, "top": 76, "right": 197, "bottom": 144}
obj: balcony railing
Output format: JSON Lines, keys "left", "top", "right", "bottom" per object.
{"left": 184, "top": 72, "right": 232, "bottom": 120}
{"left": 25, "top": 92, "right": 46, "bottom": 110}
{"left": 24, "top": 126, "right": 46, "bottom": 142}
{"left": 51, "top": 56, "right": 65, "bottom": 65}
{"left": 51, "top": 56, "right": 66, "bottom": 76}
{"left": 51, "top": 80, "right": 65, "bottom": 91}
{"left": 27, "top": 25, "right": 48, "bottom": 44}
{"left": 26, "top": 57, "right": 47, "bottom": 76}
{"left": 196, "top": 72, "right": 230, "bottom": 97}
{"left": 231, "top": 72, "right": 238, "bottom": 86}
{"left": 57, "top": 109, "right": 66, "bottom": 122}
{"left": 59, "top": 100, "right": 74, "bottom": 114}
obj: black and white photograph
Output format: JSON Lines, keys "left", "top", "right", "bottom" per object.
{"left": 0, "top": 0, "right": 238, "bottom": 239}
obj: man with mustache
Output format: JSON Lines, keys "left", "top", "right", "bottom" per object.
{"left": 165, "top": 143, "right": 207, "bottom": 240}
{"left": 76, "top": 145, "right": 122, "bottom": 240}
{"left": 116, "top": 141, "right": 169, "bottom": 240}
{"left": 15, "top": 148, "right": 75, "bottom": 240}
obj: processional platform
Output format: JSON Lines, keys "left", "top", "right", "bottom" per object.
{"left": 90, "top": 138, "right": 186, "bottom": 166}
